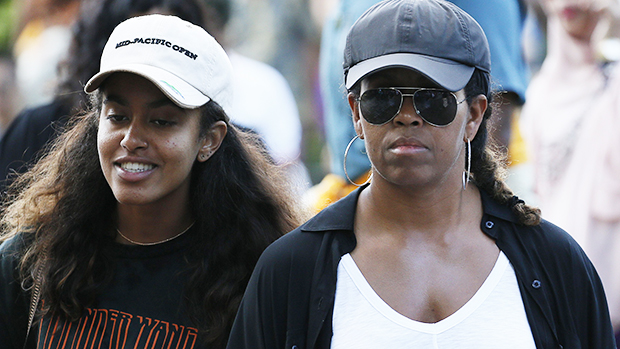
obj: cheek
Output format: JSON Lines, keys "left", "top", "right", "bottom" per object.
{"left": 96, "top": 124, "right": 114, "bottom": 159}
{"left": 165, "top": 134, "right": 201, "bottom": 166}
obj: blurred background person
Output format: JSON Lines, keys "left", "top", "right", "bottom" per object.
{"left": 0, "top": 55, "right": 16, "bottom": 135}
{"left": 11, "top": 0, "right": 80, "bottom": 110}
{"left": 0, "top": 0, "right": 18, "bottom": 134}
{"left": 226, "top": 0, "right": 323, "bottom": 184}
{"left": 520, "top": 0, "right": 620, "bottom": 340}
{"left": 208, "top": 0, "right": 312, "bottom": 194}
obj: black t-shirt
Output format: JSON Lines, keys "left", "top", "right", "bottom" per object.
{"left": 0, "top": 229, "right": 206, "bottom": 349}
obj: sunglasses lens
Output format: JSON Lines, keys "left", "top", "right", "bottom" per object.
{"left": 413, "top": 90, "right": 457, "bottom": 126}
{"left": 360, "top": 89, "right": 402, "bottom": 125}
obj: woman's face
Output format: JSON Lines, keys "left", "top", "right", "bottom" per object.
{"left": 545, "top": 0, "right": 608, "bottom": 41}
{"left": 349, "top": 68, "right": 485, "bottom": 189}
{"left": 97, "top": 73, "right": 222, "bottom": 208}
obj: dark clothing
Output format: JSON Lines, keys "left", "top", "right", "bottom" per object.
{"left": 0, "top": 229, "right": 207, "bottom": 349}
{"left": 0, "top": 100, "right": 72, "bottom": 193}
{"left": 227, "top": 187, "right": 616, "bottom": 349}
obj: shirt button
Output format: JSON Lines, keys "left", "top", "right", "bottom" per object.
{"left": 532, "top": 280, "right": 542, "bottom": 289}
{"left": 485, "top": 221, "right": 494, "bottom": 229}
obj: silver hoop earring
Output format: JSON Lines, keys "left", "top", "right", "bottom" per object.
{"left": 344, "top": 135, "right": 372, "bottom": 187}
{"left": 462, "top": 138, "right": 471, "bottom": 190}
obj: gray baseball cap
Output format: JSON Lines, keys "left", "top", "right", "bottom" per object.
{"left": 343, "top": 0, "right": 491, "bottom": 92}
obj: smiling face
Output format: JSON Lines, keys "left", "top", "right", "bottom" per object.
{"left": 349, "top": 68, "right": 485, "bottom": 190}
{"left": 97, "top": 73, "right": 215, "bottom": 208}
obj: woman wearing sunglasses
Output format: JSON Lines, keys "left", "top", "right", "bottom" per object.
{"left": 0, "top": 14, "right": 305, "bottom": 349}
{"left": 227, "top": 0, "right": 614, "bottom": 348}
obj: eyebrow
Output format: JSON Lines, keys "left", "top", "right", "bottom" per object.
{"left": 102, "top": 94, "right": 128, "bottom": 106}
{"left": 147, "top": 98, "right": 178, "bottom": 109}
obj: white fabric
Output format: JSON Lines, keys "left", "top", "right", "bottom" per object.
{"left": 520, "top": 15, "right": 620, "bottom": 326}
{"left": 331, "top": 252, "right": 536, "bottom": 348}
{"left": 228, "top": 52, "right": 302, "bottom": 164}
{"left": 85, "top": 14, "right": 233, "bottom": 112}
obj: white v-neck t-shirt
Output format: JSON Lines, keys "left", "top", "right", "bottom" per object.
{"left": 331, "top": 252, "right": 536, "bottom": 348}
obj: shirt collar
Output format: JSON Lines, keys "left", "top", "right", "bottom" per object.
{"left": 479, "top": 190, "right": 520, "bottom": 223}
{"left": 300, "top": 185, "right": 520, "bottom": 233}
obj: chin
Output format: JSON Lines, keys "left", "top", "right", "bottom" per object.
{"left": 112, "top": 192, "right": 153, "bottom": 206}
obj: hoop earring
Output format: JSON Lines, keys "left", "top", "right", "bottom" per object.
{"left": 344, "top": 135, "right": 372, "bottom": 187}
{"left": 462, "top": 138, "right": 471, "bottom": 190}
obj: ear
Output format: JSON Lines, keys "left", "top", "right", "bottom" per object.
{"left": 464, "top": 94, "right": 487, "bottom": 141}
{"left": 197, "top": 121, "right": 228, "bottom": 162}
{"left": 348, "top": 92, "right": 364, "bottom": 139}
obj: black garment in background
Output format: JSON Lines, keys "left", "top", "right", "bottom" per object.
{"left": 0, "top": 99, "right": 72, "bottom": 194}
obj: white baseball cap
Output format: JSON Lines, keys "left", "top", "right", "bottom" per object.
{"left": 84, "top": 14, "right": 233, "bottom": 115}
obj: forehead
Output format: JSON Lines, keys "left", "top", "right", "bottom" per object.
{"left": 361, "top": 68, "right": 441, "bottom": 89}
{"left": 100, "top": 73, "right": 175, "bottom": 106}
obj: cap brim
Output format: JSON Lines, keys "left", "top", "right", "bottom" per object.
{"left": 345, "top": 53, "right": 475, "bottom": 92}
{"left": 84, "top": 63, "right": 210, "bottom": 109}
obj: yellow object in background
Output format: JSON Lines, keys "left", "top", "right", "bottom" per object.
{"left": 304, "top": 171, "right": 371, "bottom": 213}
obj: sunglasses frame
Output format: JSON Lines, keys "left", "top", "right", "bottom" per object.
{"left": 358, "top": 87, "right": 467, "bottom": 127}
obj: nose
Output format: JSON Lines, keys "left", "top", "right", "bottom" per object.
{"left": 392, "top": 95, "right": 423, "bottom": 126}
{"left": 120, "top": 123, "right": 148, "bottom": 151}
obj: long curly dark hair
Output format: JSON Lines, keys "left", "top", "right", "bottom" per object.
{"left": 348, "top": 68, "right": 541, "bottom": 226}
{"left": 0, "top": 93, "right": 307, "bottom": 347}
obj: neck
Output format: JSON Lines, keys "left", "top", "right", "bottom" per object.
{"left": 545, "top": 17, "right": 598, "bottom": 70}
{"left": 357, "top": 177, "right": 482, "bottom": 239}
{"left": 115, "top": 202, "right": 194, "bottom": 245}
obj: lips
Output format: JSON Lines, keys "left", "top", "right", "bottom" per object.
{"left": 390, "top": 137, "right": 426, "bottom": 149}
{"left": 560, "top": 6, "right": 583, "bottom": 20}
{"left": 388, "top": 137, "right": 429, "bottom": 156}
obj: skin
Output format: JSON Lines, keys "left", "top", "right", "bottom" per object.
{"left": 347, "top": 67, "right": 500, "bottom": 323}
{"left": 545, "top": 0, "right": 608, "bottom": 42}
{"left": 97, "top": 73, "right": 227, "bottom": 244}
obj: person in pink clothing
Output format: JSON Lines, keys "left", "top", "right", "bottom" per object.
{"left": 520, "top": 0, "right": 620, "bottom": 338}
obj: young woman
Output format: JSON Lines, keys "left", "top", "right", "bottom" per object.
{"left": 0, "top": 14, "right": 304, "bottom": 349}
{"left": 0, "top": 0, "right": 208, "bottom": 193}
{"left": 227, "top": 0, "right": 615, "bottom": 348}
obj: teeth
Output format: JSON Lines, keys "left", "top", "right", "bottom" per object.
{"left": 120, "top": 162, "right": 154, "bottom": 173}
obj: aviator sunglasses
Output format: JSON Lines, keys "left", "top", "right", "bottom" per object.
{"left": 358, "top": 87, "right": 466, "bottom": 127}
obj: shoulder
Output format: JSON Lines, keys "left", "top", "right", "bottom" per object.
{"left": 512, "top": 219, "right": 586, "bottom": 258}
{"left": 252, "top": 228, "right": 326, "bottom": 278}
{"left": 0, "top": 234, "right": 32, "bottom": 284}
{"left": 2, "top": 101, "right": 68, "bottom": 142}
{"left": 258, "top": 192, "right": 357, "bottom": 265}
{"left": 0, "top": 101, "right": 71, "bottom": 179}
{"left": 0, "top": 234, "right": 30, "bottom": 348}
{"left": 0, "top": 233, "right": 30, "bottom": 262}
{"left": 497, "top": 217, "right": 590, "bottom": 266}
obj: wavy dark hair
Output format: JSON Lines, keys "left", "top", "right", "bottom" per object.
{"left": 348, "top": 69, "right": 541, "bottom": 226}
{"left": 0, "top": 93, "right": 307, "bottom": 347}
